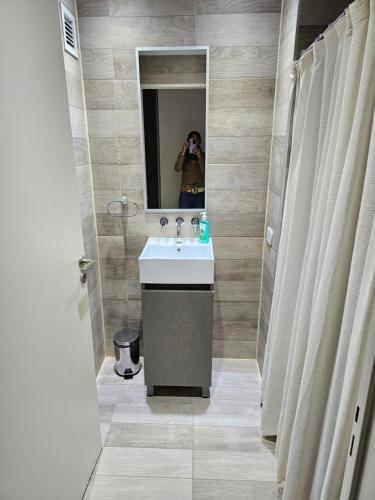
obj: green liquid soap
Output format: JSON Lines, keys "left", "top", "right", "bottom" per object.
{"left": 199, "top": 211, "right": 210, "bottom": 243}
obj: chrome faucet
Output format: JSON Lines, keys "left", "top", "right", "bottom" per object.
{"left": 176, "top": 217, "right": 184, "bottom": 237}
{"left": 191, "top": 217, "right": 199, "bottom": 235}
{"left": 160, "top": 217, "right": 168, "bottom": 233}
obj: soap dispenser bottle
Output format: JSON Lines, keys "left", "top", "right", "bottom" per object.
{"left": 199, "top": 212, "right": 210, "bottom": 243}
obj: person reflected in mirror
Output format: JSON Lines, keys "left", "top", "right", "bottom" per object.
{"left": 175, "top": 131, "right": 205, "bottom": 209}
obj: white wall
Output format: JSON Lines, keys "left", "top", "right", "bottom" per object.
{"left": 158, "top": 89, "right": 206, "bottom": 209}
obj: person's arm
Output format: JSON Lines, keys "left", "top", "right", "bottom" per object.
{"left": 196, "top": 150, "right": 205, "bottom": 175}
{"left": 175, "top": 142, "right": 188, "bottom": 172}
{"left": 175, "top": 152, "right": 185, "bottom": 172}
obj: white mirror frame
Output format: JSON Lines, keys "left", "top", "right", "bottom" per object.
{"left": 135, "top": 46, "right": 210, "bottom": 213}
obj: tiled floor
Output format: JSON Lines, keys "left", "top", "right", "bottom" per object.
{"left": 84, "top": 357, "right": 279, "bottom": 499}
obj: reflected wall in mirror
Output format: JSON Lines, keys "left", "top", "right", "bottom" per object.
{"left": 136, "top": 48, "right": 208, "bottom": 212}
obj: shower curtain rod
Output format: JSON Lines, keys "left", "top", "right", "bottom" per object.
{"left": 301, "top": 8, "right": 347, "bottom": 55}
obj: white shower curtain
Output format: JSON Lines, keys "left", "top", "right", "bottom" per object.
{"left": 261, "top": 0, "right": 375, "bottom": 498}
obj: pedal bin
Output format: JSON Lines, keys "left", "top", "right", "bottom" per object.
{"left": 113, "top": 329, "right": 141, "bottom": 379}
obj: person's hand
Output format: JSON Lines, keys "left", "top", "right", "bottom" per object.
{"left": 181, "top": 141, "right": 189, "bottom": 155}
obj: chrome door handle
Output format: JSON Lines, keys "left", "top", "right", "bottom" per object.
{"left": 79, "top": 256, "right": 96, "bottom": 284}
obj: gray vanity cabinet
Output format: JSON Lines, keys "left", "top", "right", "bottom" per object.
{"left": 141, "top": 284, "right": 214, "bottom": 397}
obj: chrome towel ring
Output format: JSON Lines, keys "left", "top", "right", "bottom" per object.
{"left": 107, "top": 196, "right": 138, "bottom": 218}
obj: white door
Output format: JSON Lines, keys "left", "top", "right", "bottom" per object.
{"left": 0, "top": 1, "right": 101, "bottom": 499}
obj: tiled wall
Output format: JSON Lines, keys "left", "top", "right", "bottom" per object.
{"left": 61, "top": 0, "right": 105, "bottom": 374}
{"left": 76, "top": 0, "right": 281, "bottom": 358}
{"left": 257, "top": 0, "right": 299, "bottom": 373}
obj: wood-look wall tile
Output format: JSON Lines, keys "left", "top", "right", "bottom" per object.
{"left": 69, "top": 107, "right": 87, "bottom": 138}
{"left": 116, "top": 110, "right": 140, "bottom": 137}
{"left": 94, "top": 189, "right": 122, "bottom": 214}
{"left": 98, "top": 236, "right": 125, "bottom": 259}
{"left": 125, "top": 235, "right": 148, "bottom": 258}
{"left": 209, "top": 108, "right": 273, "bottom": 137}
{"left": 81, "top": 213, "right": 96, "bottom": 244}
{"left": 66, "top": 72, "right": 84, "bottom": 109}
{"left": 209, "top": 79, "right": 275, "bottom": 109}
{"left": 127, "top": 279, "right": 141, "bottom": 300}
{"left": 141, "top": 54, "right": 205, "bottom": 74}
{"left": 141, "top": 72, "right": 205, "bottom": 85}
{"left": 208, "top": 137, "right": 271, "bottom": 163}
{"left": 84, "top": 80, "right": 115, "bottom": 109}
{"left": 76, "top": 165, "right": 92, "bottom": 195}
{"left": 207, "top": 164, "right": 268, "bottom": 190}
{"left": 72, "top": 137, "right": 90, "bottom": 166}
{"left": 213, "top": 237, "right": 263, "bottom": 260}
{"left": 213, "top": 320, "right": 257, "bottom": 341}
{"left": 101, "top": 278, "right": 127, "bottom": 300}
{"left": 103, "top": 299, "right": 128, "bottom": 325}
{"left": 96, "top": 214, "right": 124, "bottom": 236}
{"left": 92, "top": 164, "right": 120, "bottom": 190}
{"left": 215, "top": 280, "right": 261, "bottom": 302}
{"left": 128, "top": 300, "right": 142, "bottom": 320}
{"left": 196, "top": 13, "right": 280, "bottom": 47}
{"left": 118, "top": 137, "right": 142, "bottom": 164}
{"left": 276, "top": 66, "right": 294, "bottom": 107}
{"left": 81, "top": 49, "right": 114, "bottom": 80}
{"left": 89, "top": 137, "right": 118, "bottom": 163}
{"left": 269, "top": 135, "right": 288, "bottom": 196}
{"left": 114, "top": 80, "right": 138, "bottom": 109}
{"left": 110, "top": 0, "right": 195, "bottom": 17}
{"left": 78, "top": 17, "right": 111, "bottom": 49}
{"left": 101, "top": 258, "right": 126, "bottom": 280}
{"left": 266, "top": 190, "right": 282, "bottom": 228}
{"left": 87, "top": 110, "right": 117, "bottom": 137}
{"left": 263, "top": 244, "right": 277, "bottom": 281}
{"left": 126, "top": 258, "right": 139, "bottom": 279}
{"left": 214, "top": 301, "right": 259, "bottom": 322}
{"left": 210, "top": 46, "right": 277, "bottom": 79}
{"left": 209, "top": 214, "right": 265, "bottom": 237}
{"left": 113, "top": 50, "right": 137, "bottom": 80}
{"left": 207, "top": 190, "right": 266, "bottom": 215}
{"left": 77, "top": 0, "right": 109, "bottom": 16}
{"left": 120, "top": 164, "right": 143, "bottom": 190}
{"left": 79, "top": 189, "right": 95, "bottom": 220}
{"left": 110, "top": 17, "right": 195, "bottom": 49}
{"left": 196, "top": 0, "right": 281, "bottom": 14}
{"left": 214, "top": 259, "right": 262, "bottom": 281}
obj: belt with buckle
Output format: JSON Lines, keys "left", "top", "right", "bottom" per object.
{"left": 180, "top": 186, "right": 205, "bottom": 194}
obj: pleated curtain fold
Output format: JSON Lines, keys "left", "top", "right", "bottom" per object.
{"left": 261, "top": 0, "right": 375, "bottom": 498}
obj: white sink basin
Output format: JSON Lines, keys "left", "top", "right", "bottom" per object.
{"left": 139, "top": 237, "right": 214, "bottom": 284}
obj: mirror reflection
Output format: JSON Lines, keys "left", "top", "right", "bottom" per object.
{"left": 139, "top": 51, "right": 207, "bottom": 211}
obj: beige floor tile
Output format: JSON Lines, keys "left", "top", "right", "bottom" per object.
{"left": 193, "top": 450, "right": 276, "bottom": 481}
{"left": 194, "top": 426, "right": 272, "bottom": 453}
{"left": 105, "top": 422, "right": 193, "bottom": 449}
{"left": 194, "top": 399, "right": 261, "bottom": 427}
{"left": 212, "top": 357, "right": 259, "bottom": 373}
{"left": 211, "top": 370, "right": 260, "bottom": 387}
{"left": 113, "top": 400, "right": 194, "bottom": 425}
{"left": 193, "top": 479, "right": 279, "bottom": 499}
{"left": 89, "top": 476, "right": 192, "bottom": 500}
{"left": 96, "top": 446, "right": 192, "bottom": 478}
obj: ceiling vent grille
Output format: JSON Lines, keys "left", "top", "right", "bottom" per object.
{"left": 60, "top": 3, "right": 78, "bottom": 60}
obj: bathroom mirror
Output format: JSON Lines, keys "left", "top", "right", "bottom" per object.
{"left": 136, "top": 47, "right": 209, "bottom": 212}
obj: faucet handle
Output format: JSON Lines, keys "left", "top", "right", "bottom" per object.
{"left": 160, "top": 217, "right": 168, "bottom": 233}
{"left": 176, "top": 217, "right": 184, "bottom": 226}
{"left": 191, "top": 217, "right": 199, "bottom": 234}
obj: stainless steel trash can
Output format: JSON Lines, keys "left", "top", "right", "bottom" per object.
{"left": 113, "top": 329, "right": 141, "bottom": 379}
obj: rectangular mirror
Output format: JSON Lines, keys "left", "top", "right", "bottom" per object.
{"left": 136, "top": 47, "right": 209, "bottom": 212}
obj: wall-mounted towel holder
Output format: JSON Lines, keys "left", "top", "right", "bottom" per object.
{"left": 107, "top": 196, "right": 138, "bottom": 218}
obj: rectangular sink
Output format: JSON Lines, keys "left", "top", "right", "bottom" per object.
{"left": 139, "top": 237, "right": 214, "bottom": 284}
